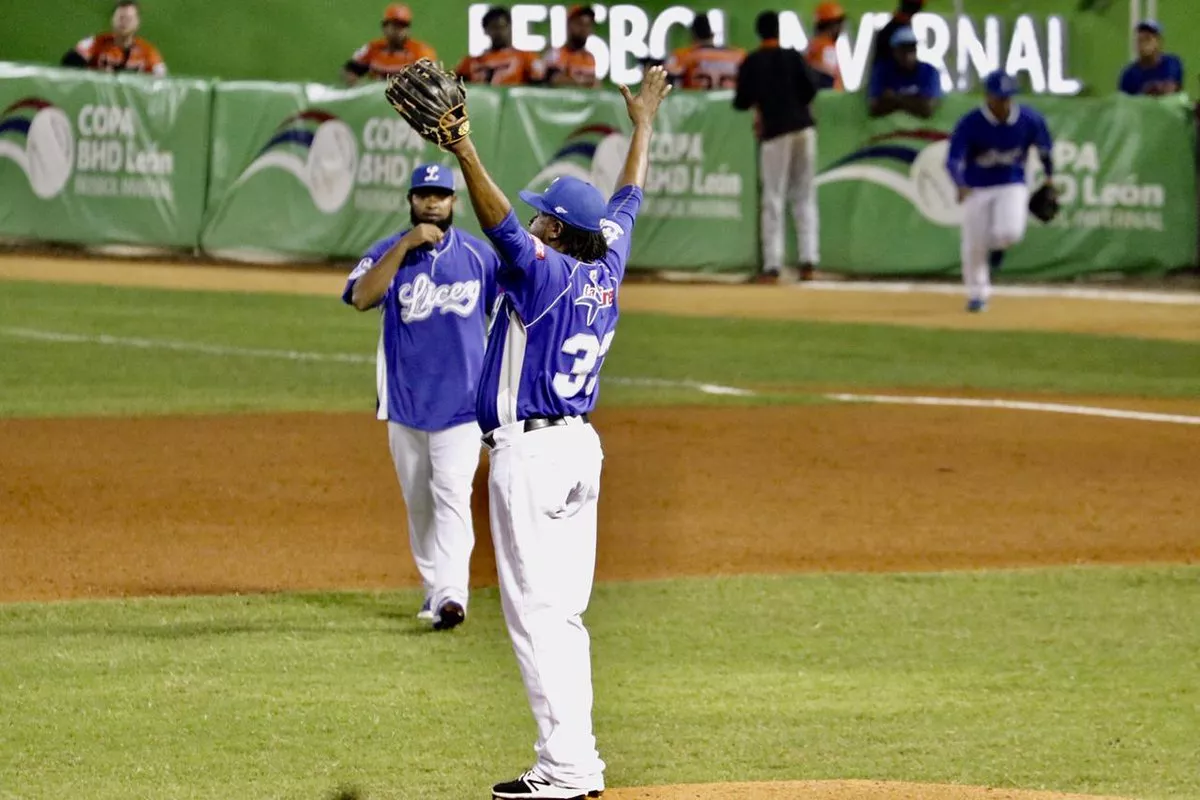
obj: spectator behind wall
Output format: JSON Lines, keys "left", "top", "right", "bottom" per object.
{"left": 806, "top": 2, "right": 846, "bottom": 91}
{"left": 868, "top": 27, "right": 942, "bottom": 119}
{"left": 665, "top": 13, "right": 745, "bottom": 90}
{"left": 872, "top": 0, "right": 924, "bottom": 71}
{"left": 541, "top": 5, "right": 598, "bottom": 87}
{"left": 61, "top": 0, "right": 165, "bottom": 76}
{"left": 343, "top": 3, "right": 436, "bottom": 86}
{"left": 456, "top": 6, "right": 543, "bottom": 85}
{"left": 1119, "top": 20, "right": 1184, "bottom": 96}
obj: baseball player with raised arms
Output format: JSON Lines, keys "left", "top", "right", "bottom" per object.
{"left": 435, "top": 67, "right": 671, "bottom": 799}
{"left": 342, "top": 163, "right": 501, "bottom": 630}
{"left": 947, "top": 70, "right": 1055, "bottom": 312}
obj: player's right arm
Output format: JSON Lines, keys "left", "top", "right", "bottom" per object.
{"left": 61, "top": 37, "right": 93, "bottom": 68}
{"left": 345, "top": 225, "right": 444, "bottom": 310}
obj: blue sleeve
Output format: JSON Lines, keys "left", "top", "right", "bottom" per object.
{"left": 868, "top": 64, "right": 884, "bottom": 99}
{"left": 483, "top": 242, "right": 503, "bottom": 314}
{"left": 1119, "top": 65, "right": 1140, "bottom": 95}
{"left": 483, "top": 209, "right": 570, "bottom": 320}
{"left": 946, "top": 116, "right": 970, "bottom": 187}
{"left": 601, "top": 185, "right": 643, "bottom": 280}
{"left": 1033, "top": 112, "right": 1054, "bottom": 176}
{"left": 341, "top": 236, "right": 398, "bottom": 308}
{"left": 1168, "top": 56, "right": 1184, "bottom": 86}
{"left": 923, "top": 65, "right": 944, "bottom": 98}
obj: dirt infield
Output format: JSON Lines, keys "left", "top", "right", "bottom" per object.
{"left": 2, "top": 404, "right": 1196, "bottom": 603}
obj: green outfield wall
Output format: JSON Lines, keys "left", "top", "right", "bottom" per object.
{"left": 6, "top": 1, "right": 1198, "bottom": 96}
{"left": 0, "top": 62, "right": 1194, "bottom": 276}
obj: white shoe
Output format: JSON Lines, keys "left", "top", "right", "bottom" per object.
{"left": 416, "top": 598, "right": 434, "bottom": 622}
{"left": 491, "top": 770, "right": 602, "bottom": 799}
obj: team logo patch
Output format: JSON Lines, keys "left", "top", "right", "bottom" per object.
{"left": 530, "top": 233, "right": 546, "bottom": 260}
{"left": 575, "top": 269, "right": 615, "bottom": 325}
{"left": 599, "top": 218, "right": 624, "bottom": 247}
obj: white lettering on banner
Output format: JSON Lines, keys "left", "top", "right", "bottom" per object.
{"left": 468, "top": 4, "right": 1081, "bottom": 94}
{"left": 396, "top": 273, "right": 482, "bottom": 323}
{"left": 1035, "top": 140, "right": 1167, "bottom": 232}
{"left": 72, "top": 105, "right": 177, "bottom": 199}
{"left": 355, "top": 116, "right": 463, "bottom": 207}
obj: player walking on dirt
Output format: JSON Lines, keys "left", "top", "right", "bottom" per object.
{"left": 342, "top": 164, "right": 501, "bottom": 630}
{"left": 443, "top": 67, "right": 671, "bottom": 798}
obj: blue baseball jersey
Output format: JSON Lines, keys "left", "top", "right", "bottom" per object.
{"left": 946, "top": 104, "right": 1054, "bottom": 189}
{"left": 868, "top": 61, "right": 943, "bottom": 99}
{"left": 342, "top": 227, "right": 501, "bottom": 431}
{"left": 1119, "top": 54, "right": 1184, "bottom": 95}
{"left": 475, "top": 185, "right": 643, "bottom": 433}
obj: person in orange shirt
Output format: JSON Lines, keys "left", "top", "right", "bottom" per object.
{"left": 542, "top": 5, "right": 597, "bottom": 87}
{"left": 665, "top": 13, "right": 745, "bottom": 90}
{"left": 807, "top": 2, "right": 845, "bottom": 90}
{"left": 61, "top": 0, "right": 166, "bottom": 76}
{"left": 343, "top": 3, "right": 437, "bottom": 85}
{"left": 456, "top": 6, "right": 542, "bottom": 86}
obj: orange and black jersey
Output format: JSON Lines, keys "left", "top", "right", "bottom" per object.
{"left": 666, "top": 44, "right": 745, "bottom": 90}
{"left": 345, "top": 37, "right": 437, "bottom": 79}
{"left": 67, "top": 33, "right": 165, "bottom": 75}
{"left": 455, "top": 48, "right": 542, "bottom": 85}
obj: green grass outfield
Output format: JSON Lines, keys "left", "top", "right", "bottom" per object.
{"left": 2, "top": 279, "right": 1198, "bottom": 799}
{"left": 1, "top": 569, "right": 1198, "bottom": 800}
{"left": 0, "top": 281, "right": 1198, "bottom": 417}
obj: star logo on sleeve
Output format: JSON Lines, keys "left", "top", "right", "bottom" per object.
{"left": 574, "top": 269, "right": 616, "bottom": 325}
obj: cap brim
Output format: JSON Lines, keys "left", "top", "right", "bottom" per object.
{"left": 519, "top": 190, "right": 554, "bottom": 217}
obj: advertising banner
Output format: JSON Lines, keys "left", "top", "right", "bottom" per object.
{"left": 200, "top": 82, "right": 502, "bottom": 261}
{"left": 813, "top": 92, "right": 1197, "bottom": 278}
{"left": 0, "top": 62, "right": 211, "bottom": 248}
{"left": 501, "top": 87, "right": 758, "bottom": 270}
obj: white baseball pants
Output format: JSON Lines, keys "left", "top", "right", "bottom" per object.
{"left": 960, "top": 183, "right": 1030, "bottom": 302}
{"left": 387, "top": 420, "right": 482, "bottom": 612}
{"left": 487, "top": 418, "right": 606, "bottom": 791}
{"left": 760, "top": 126, "right": 819, "bottom": 271}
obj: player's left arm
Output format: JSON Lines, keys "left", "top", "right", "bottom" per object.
{"left": 147, "top": 43, "right": 166, "bottom": 76}
{"left": 615, "top": 65, "right": 672, "bottom": 190}
{"left": 1164, "top": 56, "right": 1184, "bottom": 94}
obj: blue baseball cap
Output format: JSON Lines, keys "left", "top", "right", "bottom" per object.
{"left": 1136, "top": 19, "right": 1162, "bottom": 35}
{"left": 984, "top": 70, "right": 1019, "bottom": 98}
{"left": 410, "top": 163, "right": 455, "bottom": 193}
{"left": 890, "top": 26, "right": 917, "bottom": 47}
{"left": 519, "top": 176, "right": 606, "bottom": 233}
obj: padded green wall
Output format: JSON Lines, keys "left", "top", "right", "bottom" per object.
{"left": 5, "top": 0, "right": 1196, "bottom": 94}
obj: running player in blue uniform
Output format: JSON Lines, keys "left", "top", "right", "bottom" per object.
{"left": 947, "top": 70, "right": 1054, "bottom": 312}
{"left": 444, "top": 67, "right": 672, "bottom": 799}
{"left": 342, "top": 163, "right": 501, "bottom": 630}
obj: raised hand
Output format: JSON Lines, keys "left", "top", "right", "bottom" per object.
{"left": 619, "top": 65, "right": 672, "bottom": 128}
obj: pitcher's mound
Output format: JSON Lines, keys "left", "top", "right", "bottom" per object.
{"left": 606, "top": 781, "right": 1127, "bottom": 800}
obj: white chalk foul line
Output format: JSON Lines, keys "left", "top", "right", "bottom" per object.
{"left": 0, "top": 327, "right": 754, "bottom": 397}
{"left": 5, "top": 327, "right": 1196, "bottom": 422}
{"left": 801, "top": 280, "right": 1200, "bottom": 306}
{"left": 826, "top": 393, "right": 1200, "bottom": 426}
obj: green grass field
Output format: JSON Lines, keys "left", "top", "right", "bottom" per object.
{"left": 2, "top": 569, "right": 1198, "bottom": 800}
{"left": 2, "top": 278, "right": 1198, "bottom": 799}
{"left": 1, "top": 281, "right": 1198, "bottom": 417}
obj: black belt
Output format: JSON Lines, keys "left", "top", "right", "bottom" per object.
{"left": 482, "top": 414, "right": 590, "bottom": 448}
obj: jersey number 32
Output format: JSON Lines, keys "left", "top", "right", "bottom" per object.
{"left": 553, "top": 331, "right": 615, "bottom": 399}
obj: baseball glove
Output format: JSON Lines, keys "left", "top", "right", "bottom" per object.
{"left": 384, "top": 59, "right": 470, "bottom": 149}
{"left": 1029, "top": 183, "right": 1060, "bottom": 223}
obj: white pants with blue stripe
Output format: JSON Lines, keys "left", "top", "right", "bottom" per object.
{"left": 387, "top": 420, "right": 481, "bottom": 613}
{"left": 487, "top": 417, "right": 606, "bottom": 791}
